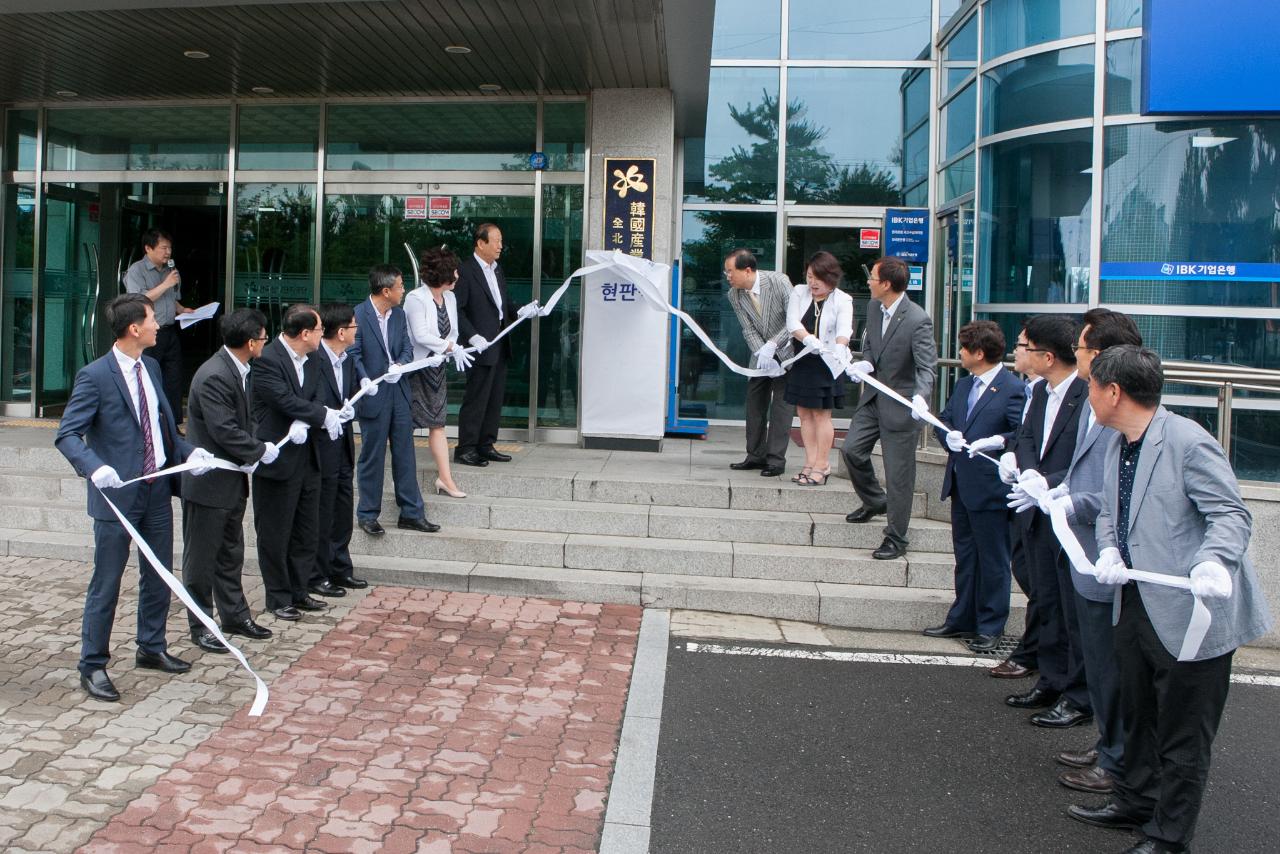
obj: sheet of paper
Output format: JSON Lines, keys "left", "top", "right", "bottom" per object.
{"left": 178, "top": 301, "right": 220, "bottom": 329}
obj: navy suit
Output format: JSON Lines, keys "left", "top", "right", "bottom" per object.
{"left": 348, "top": 297, "right": 425, "bottom": 523}
{"left": 55, "top": 350, "right": 194, "bottom": 676}
{"left": 934, "top": 366, "right": 1026, "bottom": 637}
{"left": 311, "top": 344, "right": 358, "bottom": 586}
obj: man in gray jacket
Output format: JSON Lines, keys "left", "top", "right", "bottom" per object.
{"left": 842, "top": 256, "right": 937, "bottom": 559}
{"left": 1066, "top": 345, "right": 1272, "bottom": 854}
{"left": 724, "top": 249, "right": 794, "bottom": 477}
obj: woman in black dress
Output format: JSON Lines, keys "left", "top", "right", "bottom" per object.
{"left": 783, "top": 250, "right": 855, "bottom": 485}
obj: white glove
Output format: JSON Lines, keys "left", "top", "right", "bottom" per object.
{"left": 383, "top": 363, "right": 404, "bottom": 383}
{"left": 323, "top": 408, "right": 343, "bottom": 441}
{"left": 800, "top": 334, "right": 824, "bottom": 355}
{"left": 846, "top": 360, "right": 873, "bottom": 384}
{"left": 944, "top": 430, "right": 966, "bottom": 453}
{"left": 91, "top": 465, "right": 125, "bottom": 490}
{"left": 1094, "top": 547, "right": 1131, "bottom": 585}
{"left": 754, "top": 340, "right": 777, "bottom": 364}
{"left": 1006, "top": 469, "right": 1047, "bottom": 514}
{"left": 451, "top": 348, "right": 474, "bottom": 371}
{"left": 469, "top": 335, "right": 490, "bottom": 352}
{"left": 338, "top": 403, "right": 356, "bottom": 423}
{"left": 966, "top": 435, "right": 1005, "bottom": 458}
{"left": 910, "top": 394, "right": 930, "bottom": 422}
{"left": 259, "top": 441, "right": 280, "bottom": 466}
{"left": 517, "top": 301, "right": 541, "bottom": 321}
{"left": 1189, "top": 561, "right": 1233, "bottom": 599}
{"left": 359, "top": 377, "right": 379, "bottom": 398}
{"left": 287, "top": 420, "right": 310, "bottom": 445}
{"left": 1039, "top": 482, "right": 1072, "bottom": 515}
{"left": 187, "top": 447, "right": 217, "bottom": 476}
{"left": 762, "top": 360, "right": 787, "bottom": 378}
{"left": 997, "top": 452, "right": 1019, "bottom": 485}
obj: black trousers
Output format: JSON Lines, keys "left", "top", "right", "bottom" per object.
{"left": 743, "top": 374, "right": 794, "bottom": 469}
{"left": 1008, "top": 530, "right": 1040, "bottom": 668}
{"left": 1113, "top": 584, "right": 1233, "bottom": 850}
{"left": 143, "top": 323, "right": 184, "bottom": 422}
{"left": 181, "top": 499, "right": 252, "bottom": 629}
{"left": 1028, "top": 524, "right": 1089, "bottom": 709}
{"left": 252, "top": 467, "right": 320, "bottom": 610}
{"left": 314, "top": 459, "right": 354, "bottom": 586}
{"left": 1074, "top": 589, "right": 1124, "bottom": 776}
{"left": 457, "top": 356, "right": 507, "bottom": 454}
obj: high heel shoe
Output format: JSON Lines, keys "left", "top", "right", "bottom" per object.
{"left": 799, "top": 469, "right": 830, "bottom": 486}
{"left": 435, "top": 477, "right": 466, "bottom": 499}
{"left": 791, "top": 466, "right": 813, "bottom": 484}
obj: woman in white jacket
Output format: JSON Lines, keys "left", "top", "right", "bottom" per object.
{"left": 405, "top": 246, "right": 468, "bottom": 498}
{"left": 783, "top": 250, "right": 855, "bottom": 485}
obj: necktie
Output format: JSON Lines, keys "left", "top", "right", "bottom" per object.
{"left": 966, "top": 379, "right": 983, "bottom": 420}
{"left": 881, "top": 304, "right": 890, "bottom": 334}
{"left": 135, "top": 362, "right": 157, "bottom": 482}
{"left": 749, "top": 291, "right": 762, "bottom": 317}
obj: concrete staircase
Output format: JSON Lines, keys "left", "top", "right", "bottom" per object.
{"left": 0, "top": 428, "right": 1027, "bottom": 634}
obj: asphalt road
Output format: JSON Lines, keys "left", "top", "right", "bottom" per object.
{"left": 650, "top": 641, "right": 1279, "bottom": 854}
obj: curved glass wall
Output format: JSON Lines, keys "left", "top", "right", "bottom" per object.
{"left": 982, "top": 0, "right": 1095, "bottom": 60}
{"left": 1108, "top": 0, "right": 1143, "bottom": 30}
{"left": 1100, "top": 120, "right": 1280, "bottom": 307}
{"left": 944, "top": 82, "right": 977, "bottom": 159}
{"left": 943, "top": 15, "right": 978, "bottom": 94}
{"left": 1104, "top": 38, "right": 1140, "bottom": 115}
{"left": 787, "top": 0, "right": 932, "bottom": 60}
{"left": 981, "top": 45, "right": 1094, "bottom": 136}
{"left": 979, "top": 128, "right": 1092, "bottom": 304}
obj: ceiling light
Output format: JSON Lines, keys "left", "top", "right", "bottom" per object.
{"left": 55, "top": 89, "right": 78, "bottom": 97}
{"left": 1191, "top": 135, "right": 1236, "bottom": 148}
{"left": 444, "top": 45, "right": 472, "bottom": 54}
{"left": 183, "top": 49, "right": 210, "bottom": 59}
{"left": 478, "top": 83, "right": 502, "bottom": 92}
{"left": 251, "top": 86, "right": 274, "bottom": 95}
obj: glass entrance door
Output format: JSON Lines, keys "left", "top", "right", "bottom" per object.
{"left": 934, "top": 204, "right": 974, "bottom": 401}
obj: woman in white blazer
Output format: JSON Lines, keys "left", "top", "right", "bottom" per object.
{"left": 405, "top": 246, "right": 467, "bottom": 498}
{"left": 783, "top": 250, "right": 855, "bottom": 485}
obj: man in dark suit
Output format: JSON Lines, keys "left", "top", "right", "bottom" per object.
{"left": 250, "top": 304, "right": 342, "bottom": 621}
{"left": 453, "top": 222, "right": 517, "bottom": 467}
{"left": 310, "top": 303, "right": 367, "bottom": 596}
{"left": 180, "top": 308, "right": 277, "bottom": 653}
{"left": 926, "top": 320, "right": 1025, "bottom": 652}
{"left": 55, "top": 293, "right": 214, "bottom": 702}
{"left": 349, "top": 265, "right": 436, "bottom": 534}
{"left": 1004, "top": 314, "right": 1091, "bottom": 728}
{"left": 842, "top": 256, "right": 938, "bottom": 560}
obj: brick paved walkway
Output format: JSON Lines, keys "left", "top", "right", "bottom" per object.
{"left": 0, "top": 555, "right": 641, "bottom": 853}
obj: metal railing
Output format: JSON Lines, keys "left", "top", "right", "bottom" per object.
{"left": 932, "top": 358, "right": 1280, "bottom": 459}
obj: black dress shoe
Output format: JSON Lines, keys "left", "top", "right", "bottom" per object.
{"left": 221, "top": 618, "right": 273, "bottom": 639}
{"left": 846, "top": 505, "right": 887, "bottom": 523}
{"left": 190, "top": 628, "right": 229, "bottom": 654}
{"left": 272, "top": 605, "right": 302, "bottom": 621}
{"left": 308, "top": 580, "right": 347, "bottom": 598}
{"left": 1058, "top": 747, "right": 1099, "bottom": 769}
{"left": 479, "top": 447, "right": 512, "bottom": 462}
{"left": 80, "top": 669, "right": 120, "bottom": 702}
{"left": 760, "top": 466, "right": 785, "bottom": 477}
{"left": 729, "top": 458, "right": 766, "bottom": 471}
{"left": 336, "top": 575, "right": 368, "bottom": 590}
{"left": 293, "top": 596, "right": 327, "bottom": 612}
{"left": 1121, "top": 839, "right": 1180, "bottom": 854}
{"left": 1059, "top": 765, "right": 1115, "bottom": 794}
{"left": 871, "top": 538, "right": 905, "bottom": 560}
{"left": 967, "top": 634, "right": 1000, "bottom": 652}
{"left": 455, "top": 450, "right": 489, "bottom": 467}
{"left": 357, "top": 518, "right": 385, "bottom": 536}
{"left": 398, "top": 516, "right": 441, "bottom": 533}
{"left": 1032, "top": 698, "right": 1094, "bottom": 729}
{"left": 1066, "top": 800, "right": 1146, "bottom": 831}
{"left": 1005, "top": 686, "right": 1060, "bottom": 709}
{"left": 922, "top": 624, "right": 975, "bottom": 639}
{"left": 135, "top": 650, "right": 192, "bottom": 674}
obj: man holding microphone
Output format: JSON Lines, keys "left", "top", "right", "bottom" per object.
{"left": 124, "top": 229, "right": 193, "bottom": 422}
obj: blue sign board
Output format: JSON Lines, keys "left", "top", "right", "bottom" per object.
{"left": 529, "top": 151, "right": 548, "bottom": 170}
{"left": 1144, "top": 0, "right": 1280, "bottom": 114}
{"left": 883, "top": 208, "right": 929, "bottom": 263}
{"left": 1099, "top": 262, "right": 1280, "bottom": 282}
{"left": 604, "top": 158, "right": 654, "bottom": 260}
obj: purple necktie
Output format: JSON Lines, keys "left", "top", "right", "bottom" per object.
{"left": 135, "top": 362, "right": 157, "bottom": 482}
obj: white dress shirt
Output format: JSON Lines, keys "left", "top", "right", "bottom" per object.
{"left": 474, "top": 253, "right": 504, "bottom": 322}
{"left": 280, "top": 338, "right": 308, "bottom": 387}
{"left": 1041, "top": 372, "right": 1077, "bottom": 457}
{"left": 369, "top": 297, "right": 394, "bottom": 360}
{"left": 113, "top": 345, "right": 167, "bottom": 469}
{"left": 1021, "top": 375, "right": 1043, "bottom": 423}
{"left": 223, "top": 346, "right": 250, "bottom": 391}
{"left": 880, "top": 291, "right": 905, "bottom": 335}
{"left": 320, "top": 340, "right": 345, "bottom": 398}
{"left": 968, "top": 363, "right": 1002, "bottom": 413}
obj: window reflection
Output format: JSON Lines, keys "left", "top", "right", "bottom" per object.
{"left": 45, "top": 107, "right": 230, "bottom": 171}
{"left": 1104, "top": 39, "right": 1140, "bottom": 115}
{"left": 982, "top": 45, "right": 1094, "bottom": 136}
{"left": 1108, "top": 0, "right": 1142, "bottom": 30}
{"left": 685, "top": 68, "right": 780, "bottom": 203}
{"left": 4, "top": 110, "right": 37, "bottom": 171}
{"left": 788, "top": 0, "right": 931, "bottom": 60}
{"left": 944, "top": 83, "right": 977, "bottom": 159}
{"left": 711, "top": 0, "right": 780, "bottom": 59}
{"left": 234, "top": 184, "right": 316, "bottom": 332}
{"left": 238, "top": 106, "right": 319, "bottom": 171}
{"left": 326, "top": 104, "right": 536, "bottom": 171}
{"left": 983, "top": 0, "right": 1095, "bottom": 60}
{"left": 942, "top": 15, "right": 979, "bottom": 95}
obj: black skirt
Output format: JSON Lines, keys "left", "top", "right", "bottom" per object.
{"left": 784, "top": 351, "right": 846, "bottom": 410}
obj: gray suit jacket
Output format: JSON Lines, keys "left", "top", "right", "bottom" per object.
{"left": 1095, "top": 407, "right": 1273, "bottom": 659}
{"left": 1062, "top": 406, "right": 1114, "bottom": 602}
{"left": 856, "top": 293, "right": 937, "bottom": 433}
{"left": 727, "top": 270, "right": 794, "bottom": 368}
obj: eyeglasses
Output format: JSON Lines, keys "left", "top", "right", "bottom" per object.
{"left": 867, "top": 277, "right": 882, "bottom": 285}
{"left": 251, "top": 335, "right": 269, "bottom": 343}
{"left": 1023, "top": 347, "right": 1051, "bottom": 354}
{"left": 1013, "top": 342, "right": 1027, "bottom": 350}
{"left": 1070, "top": 344, "right": 1098, "bottom": 353}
